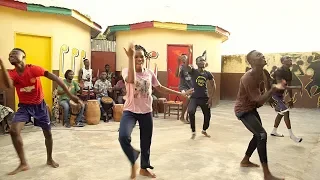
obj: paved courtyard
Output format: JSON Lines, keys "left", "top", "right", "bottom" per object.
{"left": 0, "top": 100, "right": 319, "bottom": 180}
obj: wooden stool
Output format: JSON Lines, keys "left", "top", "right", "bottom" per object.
{"left": 157, "top": 98, "right": 167, "bottom": 113}
{"left": 163, "top": 101, "right": 183, "bottom": 120}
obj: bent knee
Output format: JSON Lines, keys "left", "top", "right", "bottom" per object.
{"left": 255, "top": 132, "right": 267, "bottom": 141}
{"left": 118, "top": 135, "right": 130, "bottom": 142}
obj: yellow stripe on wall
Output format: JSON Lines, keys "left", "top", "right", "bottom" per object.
{"left": 153, "top": 21, "right": 187, "bottom": 31}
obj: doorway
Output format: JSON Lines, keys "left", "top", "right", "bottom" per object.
{"left": 167, "top": 44, "right": 193, "bottom": 101}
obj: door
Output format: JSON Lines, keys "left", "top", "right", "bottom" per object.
{"left": 167, "top": 44, "right": 193, "bottom": 100}
{"left": 15, "top": 34, "right": 52, "bottom": 110}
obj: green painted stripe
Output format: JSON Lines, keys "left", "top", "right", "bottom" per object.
{"left": 27, "top": 4, "right": 71, "bottom": 15}
{"left": 187, "top": 25, "right": 216, "bottom": 32}
{"left": 109, "top": 25, "right": 130, "bottom": 33}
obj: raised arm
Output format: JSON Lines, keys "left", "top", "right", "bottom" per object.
{"left": 0, "top": 58, "right": 13, "bottom": 88}
{"left": 123, "top": 43, "right": 135, "bottom": 83}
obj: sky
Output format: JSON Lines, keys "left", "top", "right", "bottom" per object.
{"left": 20, "top": 0, "right": 320, "bottom": 55}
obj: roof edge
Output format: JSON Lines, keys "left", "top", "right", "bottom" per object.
{"left": 0, "top": 0, "right": 102, "bottom": 34}
{"left": 104, "top": 21, "right": 230, "bottom": 42}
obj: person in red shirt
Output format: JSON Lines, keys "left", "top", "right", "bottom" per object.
{"left": 0, "top": 48, "right": 80, "bottom": 175}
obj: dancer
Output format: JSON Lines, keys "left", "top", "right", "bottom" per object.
{"left": 270, "top": 56, "right": 303, "bottom": 143}
{"left": 118, "top": 43, "right": 193, "bottom": 180}
{"left": 182, "top": 55, "right": 216, "bottom": 139}
{"left": 234, "top": 50, "right": 285, "bottom": 180}
{"left": 175, "top": 54, "right": 193, "bottom": 123}
{"left": 0, "top": 48, "right": 80, "bottom": 175}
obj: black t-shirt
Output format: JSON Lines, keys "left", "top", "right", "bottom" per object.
{"left": 179, "top": 65, "right": 192, "bottom": 91}
{"left": 272, "top": 66, "right": 292, "bottom": 94}
{"left": 189, "top": 68, "right": 214, "bottom": 98}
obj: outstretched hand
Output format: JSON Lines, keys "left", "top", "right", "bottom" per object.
{"left": 123, "top": 43, "right": 135, "bottom": 58}
{"left": 182, "top": 88, "right": 194, "bottom": 97}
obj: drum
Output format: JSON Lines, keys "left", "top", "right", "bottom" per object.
{"left": 113, "top": 104, "right": 124, "bottom": 122}
{"left": 85, "top": 100, "right": 100, "bottom": 125}
{"left": 69, "top": 100, "right": 83, "bottom": 126}
{"left": 101, "top": 96, "right": 114, "bottom": 117}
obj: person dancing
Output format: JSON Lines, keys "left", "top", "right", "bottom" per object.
{"left": 0, "top": 48, "right": 80, "bottom": 175}
{"left": 269, "top": 56, "right": 303, "bottom": 143}
{"left": 234, "top": 50, "right": 285, "bottom": 180}
{"left": 175, "top": 54, "right": 193, "bottom": 123}
{"left": 118, "top": 43, "right": 193, "bottom": 180}
{"left": 182, "top": 55, "right": 216, "bottom": 139}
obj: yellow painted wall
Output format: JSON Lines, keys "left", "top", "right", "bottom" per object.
{"left": 115, "top": 28, "right": 223, "bottom": 73}
{"left": 222, "top": 51, "right": 320, "bottom": 74}
{"left": 0, "top": 6, "right": 91, "bottom": 78}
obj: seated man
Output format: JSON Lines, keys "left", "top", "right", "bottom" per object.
{"left": 94, "top": 72, "right": 113, "bottom": 122}
{"left": 58, "top": 70, "right": 85, "bottom": 128}
{"left": 114, "top": 75, "right": 126, "bottom": 104}
{"left": 0, "top": 104, "right": 14, "bottom": 134}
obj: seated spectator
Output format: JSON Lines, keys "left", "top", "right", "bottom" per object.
{"left": 58, "top": 70, "right": 85, "bottom": 128}
{"left": 94, "top": 72, "right": 114, "bottom": 122}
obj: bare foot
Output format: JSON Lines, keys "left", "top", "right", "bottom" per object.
{"left": 47, "top": 159, "right": 59, "bottom": 168}
{"left": 7, "top": 164, "right": 30, "bottom": 175}
{"left": 265, "top": 174, "right": 285, "bottom": 180}
{"left": 202, "top": 131, "right": 211, "bottom": 138}
{"left": 240, "top": 161, "right": 260, "bottom": 168}
{"left": 130, "top": 163, "right": 139, "bottom": 180}
{"left": 140, "top": 168, "right": 156, "bottom": 178}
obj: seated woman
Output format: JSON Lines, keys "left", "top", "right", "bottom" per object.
{"left": 58, "top": 70, "right": 85, "bottom": 128}
{"left": 94, "top": 72, "right": 114, "bottom": 122}
{"left": 0, "top": 104, "right": 14, "bottom": 134}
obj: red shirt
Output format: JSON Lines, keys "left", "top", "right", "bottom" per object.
{"left": 8, "top": 64, "right": 46, "bottom": 105}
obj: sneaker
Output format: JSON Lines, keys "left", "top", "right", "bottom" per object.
{"left": 74, "top": 122, "right": 84, "bottom": 127}
{"left": 290, "top": 135, "right": 303, "bottom": 143}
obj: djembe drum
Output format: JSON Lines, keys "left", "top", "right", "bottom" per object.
{"left": 113, "top": 104, "right": 124, "bottom": 122}
{"left": 69, "top": 100, "right": 83, "bottom": 126}
{"left": 85, "top": 100, "right": 100, "bottom": 125}
{"left": 101, "top": 97, "right": 114, "bottom": 111}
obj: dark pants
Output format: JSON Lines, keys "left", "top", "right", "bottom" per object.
{"left": 188, "top": 98, "right": 211, "bottom": 132}
{"left": 118, "top": 111, "right": 153, "bottom": 169}
{"left": 236, "top": 109, "right": 268, "bottom": 163}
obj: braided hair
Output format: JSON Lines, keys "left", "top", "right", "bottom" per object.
{"left": 135, "top": 44, "right": 151, "bottom": 59}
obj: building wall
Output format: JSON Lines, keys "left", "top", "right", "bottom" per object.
{"left": 115, "top": 28, "right": 222, "bottom": 73}
{"left": 0, "top": 6, "right": 91, "bottom": 109}
{"left": 114, "top": 28, "right": 223, "bottom": 106}
{"left": 221, "top": 51, "right": 320, "bottom": 108}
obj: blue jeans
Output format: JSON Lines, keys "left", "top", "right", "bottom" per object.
{"left": 59, "top": 100, "right": 84, "bottom": 124}
{"left": 118, "top": 111, "right": 153, "bottom": 169}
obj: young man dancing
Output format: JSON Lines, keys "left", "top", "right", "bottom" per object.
{"left": 234, "top": 50, "right": 285, "bottom": 180}
{"left": 175, "top": 54, "right": 193, "bottom": 123}
{"left": 270, "top": 56, "right": 303, "bottom": 143}
{"left": 183, "top": 55, "right": 216, "bottom": 139}
{"left": 0, "top": 48, "right": 80, "bottom": 175}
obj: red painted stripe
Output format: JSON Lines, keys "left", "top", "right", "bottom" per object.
{"left": 0, "top": 0, "right": 27, "bottom": 11}
{"left": 130, "top": 21, "right": 154, "bottom": 30}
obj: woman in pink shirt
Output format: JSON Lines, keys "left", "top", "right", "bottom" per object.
{"left": 119, "top": 43, "right": 193, "bottom": 180}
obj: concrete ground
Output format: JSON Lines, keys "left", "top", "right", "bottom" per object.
{"left": 0, "top": 100, "right": 319, "bottom": 180}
